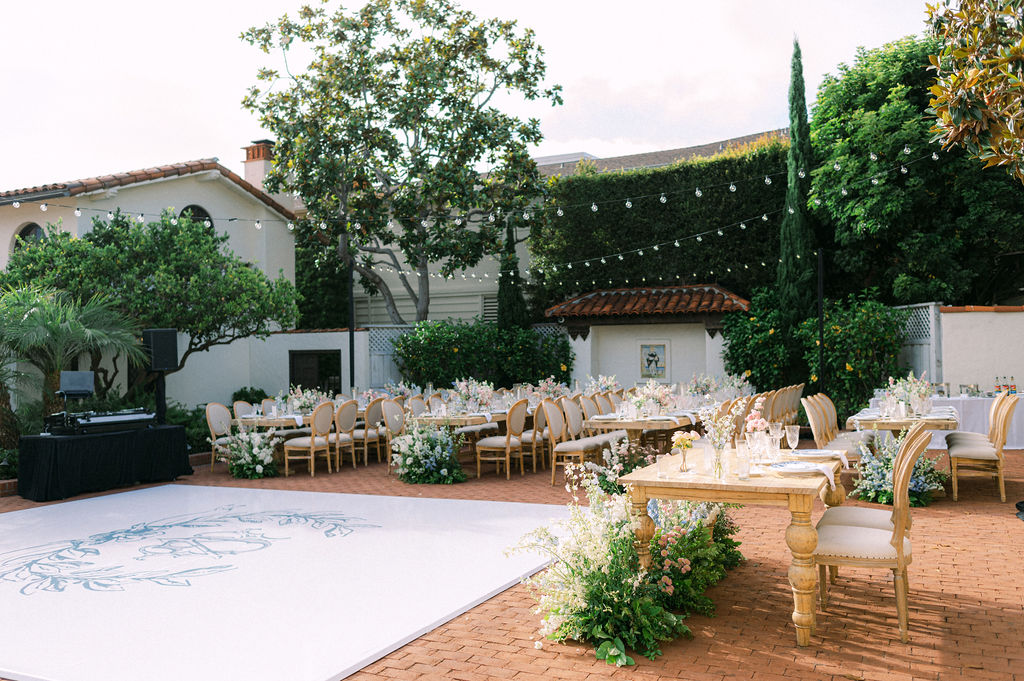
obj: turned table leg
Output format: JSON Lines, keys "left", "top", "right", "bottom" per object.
{"left": 786, "top": 495, "right": 817, "bottom": 646}
{"left": 630, "top": 487, "right": 656, "bottom": 570}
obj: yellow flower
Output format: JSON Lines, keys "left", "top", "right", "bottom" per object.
{"left": 768, "top": 328, "right": 775, "bottom": 335}
{"left": 846, "top": 363, "right": 854, "bottom": 372}
{"left": 560, "top": 364, "right": 567, "bottom": 372}
{"left": 453, "top": 347, "right": 458, "bottom": 353}
{"left": 744, "top": 369, "right": 752, "bottom": 377}
{"left": 810, "top": 374, "right": 818, "bottom": 382}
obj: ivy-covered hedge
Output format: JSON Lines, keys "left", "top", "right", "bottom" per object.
{"left": 528, "top": 137, "right": 789, "bottom": 313}
{"left": 392, "top": 320, "right": 573, "bottom": 388}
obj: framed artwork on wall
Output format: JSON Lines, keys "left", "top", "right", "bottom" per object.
{"left": 637, "top": 340, "right": 669, "bottom": 381}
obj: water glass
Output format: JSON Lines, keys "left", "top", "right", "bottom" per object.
{"left": 769, "top": 421, "right": 783, "bottom": 440}
{"left": 769, "top": 434, "right": 783, "bottom": 462}
{"left": 735, "top": 446, "right": 751, "bottom": 480}
{"left": 785, "top": 425, "right": 800, "bottom": 452}
{"left": 656, "top": 454, "right": 670, "bottom": 479}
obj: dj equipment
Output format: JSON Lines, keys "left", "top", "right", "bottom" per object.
{"left": 143, "top": 329, "right": 178, "bottom": 372}
{"left": 44, "top": 408, "right": 156, "bottom": 436}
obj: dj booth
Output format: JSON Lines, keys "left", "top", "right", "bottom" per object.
{"left": 18, "top": 420, "right": 193, "bottom": 502}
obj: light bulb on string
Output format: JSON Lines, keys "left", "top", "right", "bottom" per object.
{"left": 625, "top": 199, "right": 632, "bottom": 208}
{"left": 556, "top": 207, "right": 564, "bottom": 217}
{"left": 107, "top": 211, "right": 114, "bottom": 220}
{"left": 729, "top": 183, "right": 736, "bottom": 192}
{"left": 523, "top": 211, "right": 530, "bottom": 220}
{"left": 600, "top": 257, "right": 607, "bottom": 264}
{"left": 287, "top": 222, "right": 294, "bottom": 231}
{"left": 585, "top": 261, "right": 591, "bottom": 267}
{"left": 813, "top": 198, "right": 821, "bottom": 206}
{"left": 567, "top": 263, "right": 572, "bottom": 269}
{"left": 652, "top": 244, "right": 659, "bottom": 251}
{"left": 788, "top": 207, "right": 795, "bottom": 214}
{"left": 617, "top": 254, "right": 624, "bottom": 261}
{"left": 74, "top": 208, "right": 81, "bottom": 217}
{"left": 40, "top": 203, "right": 47, "bottom": 212}
{"left": 841, "top": 188, "right": 848, "bottom": 197}
{"left": 726, "top": 267, "right": 732, "bottom": 272}
{"left": 353, "top": 222, "right": 361, "bottom": 229}
{"left": 695, "top": 187, "right": 702, "bottom": 198}
{"left": 834, "top": 161, "right": 841, "bottom": 171}
{"left": 171, "top": 218, "right": 178, "bottom": 226}
{"left": 11, "top": 201, "right": 19, "bottom": 208}
{"left": 761, "top": 261, "right": 766, "bottom": 266}
{"left": 255, "top": 220, "right": 262, "bottom": 230}
{"left": 798, "top": 169, "right": 806, "bottom": 179}
{"left": 696, "top": 236, "right": 702, "bottom": 242}
{"left": 319, "top": 222, "right": 327, "bottom": 230}
{"left": 454, "top": 217, "right": 462, "bottom": 225}
{"left": 871, "top": 177, "right": 879, "bottom": 185}
{"left": 716, "top": 229, "right": 723, "bottom": 236}
{"left": 903, "top": 145, "right": 911, "bottom": 154}
{"left": 488, "top": 213, "right": 495, "bottom": 222}
{"left": 591, "top": 203, "right": 598, "bottom": 212}
{"left": 761, "top": 214, "right": 768, "bottom": 221}
{"left": 870, "top": 152, "right": 878, "bottom": 161}
{"left": 659, "top": 194, "right": 667, "bottom": 204}
{"left": 420, "top": 219, "right": 428, "bottom": 227}
{"left": 744, "top": 264, "right": 749, "bottom": 269}
{"left": 138, "top": 213, "right": 145, "bottom": 223}
{"left": 740, "top": 222, "right": 747, "bottom": 230}
{"left": 931, "top": 152, "right": 939, "bottom": 160}
{"left": 764, "top": 176, "right": 772, "bottom": 185}
{"left": 638, "top": 250, "right": 644, "bottom": 256}
{"left": 673, "top": 240, "right": 680, "bottom": 247}
{"left": 795, "top": 254, "right": 801, "bottom": 259}
{"left": 900, "top": 165, "right": 908, "bottom": 174}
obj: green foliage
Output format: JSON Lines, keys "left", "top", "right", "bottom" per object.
{"left": 392, "top": 319, "right": 572, "bottom": 388}
{"left": 242, "top": 0, "right": 561, "bottom": 323}
{"left": 927, "top": 0, "right": 1024, "bottom": 182}
{"left": 0, "top": 211, "right": 299, "bottom": 392}
{"left": 295, "top": 243, "right": 349, "bottom": 329}
{"left": 0, "top": 449, "right": 16, "bottom": 480}
{"left": 390, "top": 425, "right": 467, "bottom": 484}
{"left": 232, "top": 386, "right": 269, "bottom": 405}
{"left": 497, "top": 228, "right": 531, "bottom": 328}
{"left": 795, "top": 291, "right": 909, "bottom": 419}
{"left": 777, "top": 39, "right": 817, "bottom": 328}
{"left": 529, "top": 137, "right": 788, "bottom": 310}
{"left": 810, "top": 36, "right": 1024, "bottom": 304}
{"left": 721, "top": 289, "right": 791, "bottom": 391}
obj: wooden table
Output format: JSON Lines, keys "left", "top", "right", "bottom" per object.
{"left": 845, "top": 412, "right": 958, "bottom": 433}
{"left": 409, "top": 412, "right": 507, "bottom": 427}
{"left": 620, "top": 455, "right": 844, "bottom": 647}
{"left": 232, "top": 414, "right": 310, "bottom": 429}
{"left": 584, "top": 414, "right": 693, "bottom": 441}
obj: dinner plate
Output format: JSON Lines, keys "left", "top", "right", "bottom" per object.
{"left": 590, "top": 414, "right": 619, "bottom": 420}
{"left": 645, "top": 416, "right": 676, "bottom": 421}
{"left": 787, "top": 449, "right": 837, "bottom": 461}
{"left": 770, "top": 461, "right": 822, "bottom": 475}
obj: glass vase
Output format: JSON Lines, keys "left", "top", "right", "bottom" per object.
{"left": 712, "top": 445, "right": 726, "bottom": 480}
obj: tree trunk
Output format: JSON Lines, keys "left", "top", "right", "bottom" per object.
{"left": 43, "top": 370, "right": 63, "bottom": 416}
{"left": 0, "top": 387, "right": 19, "bottom": 450}
{"left": 415, "top": 258, "right": 430, "bottom": 321}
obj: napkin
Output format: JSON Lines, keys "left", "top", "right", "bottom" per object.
{"left": 293, "top": 415, "right": 303, "bottom": 426}
{"left": 817, "top": 464, "right": 836, "bottom": 490}
{"left": 836, "top": 450, "right": 850, "bottom": 469}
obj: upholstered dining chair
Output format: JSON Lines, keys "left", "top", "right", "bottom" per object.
{"left": 205, "top": 402, "right": 233, "bottom": 471}
{"left": 944, "top": 390, "right": 1007, "bottom": 449}
{"left": 282, "top": 401, "right": 334, "bottom": 477}
{"left": 608, "top": 391, "right": 623, "bottom": 409}
{"left": 260, "top": 398, "right": 276, "bottom": 416}
{"left": 813, "top": 423, "right": 930, "bottom": 642}
{"left": 475, "top": 398, "right": 528, "bottom": 479}
{"left": 543, "top": 399, "right": 603, "bottom": 485}
{"left": 949, "top": 394, "right": 1018, "bottom": 502}
{"left": 329, "top": 399, "right": 358, "bottom": 469}
{"left": 595, "top": 393, "right": 614, "bottom": 414}
{"left": 519, "top": 401, "right": 548, "bottom": 472}
{"left": 354, "top": 397, "right": 386, "bottom": 465}
{"left": 381, "top": 399, "right": 406, "bottom": 474}
{"left": 233, "top": 400, "right": 255, "bottom": 420}
{"left": 408, "top": 395, "right": 428, "bottom": 416}
{"left": 579, "top": 395, "right": 600, "bottom": 436}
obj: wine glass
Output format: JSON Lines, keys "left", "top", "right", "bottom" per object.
{"left": 769, "top": 421, "right": 783, "bottom": 440}
{"left": 785, "top": 425, "right": 800, "bottom": 453}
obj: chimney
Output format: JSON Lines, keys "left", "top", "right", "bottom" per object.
{"left": 243, "top": 139, "right": 275, "bottom": 190}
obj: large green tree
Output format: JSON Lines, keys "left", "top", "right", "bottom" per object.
{"left": 0, "top": 212, "right": 299, "bottom": 394}
{"left": 242, "top": 0, "right": 562, "bottom": 323}
{"left": 810, "top": 36, "right": 1024, "bottom": 304}
{"left": 927, "top": 0, "right": 1024, "bottom": 182}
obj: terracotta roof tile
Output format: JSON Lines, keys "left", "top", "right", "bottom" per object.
{"left": 545, "top": 284, "right": 749, "bottom": 319}
{"left": 0, "top": 159, "right": 295, "bottom": 220}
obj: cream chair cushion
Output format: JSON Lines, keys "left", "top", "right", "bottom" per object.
{"left": 554, "top": 439, "right": 601, "bottom": 453}
{"left": 477, "top": 435, "right": 521, "bottom": 449}
{"left": 520, "top": 429, "right": 549, "bottom": 443}
{"left": 456, "top": 423, "right": 499, "bottom": 436}
{"left": 817, "top": 506, "right": 893, "bottom": 531}
{"left": 949, "top": 443, "right": 999, "bottom": 460}
{"left": 286, "top": 436, "right": 329, "bottom": 448}
{"left": 815, "top": 524, "right": 911, "bottom": 561}
{"left": 353, "top": 428, "right": 380, "bottom": 439}
{"left": 944, "top": 432, "right": 990, "bottom": 445}
{"left": 327, "top": 433, "right": 353, "bottom": 444}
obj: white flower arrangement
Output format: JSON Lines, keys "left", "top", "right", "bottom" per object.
{"left": 585, "top": 374, "right": 621, "bottom": 393}
{"left": 450, "top": 378, "right": 495, "bottom": 408}
{"left": 851, "top": 429, "right": 947, "bottom": 506}
{"left": 390, "top": 424, "right": 466, "bottom": 484}
{"left": 219, "top": 429, "right": 281, "bottom": 479}
{"left": 698, "top": 401, "right": 744, "bottom": 450}
{"left": 283, "top": 385, "right": 332, "bottom": 413}
{"left": 632, "top": 378, "right": 675, "bottom": 411}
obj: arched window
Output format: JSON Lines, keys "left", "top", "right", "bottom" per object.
{"left": 13, "top": 223, "right": 44, "bottom": 250}
{"left": 178, "top": 204, "right": 213, "bottom": 227}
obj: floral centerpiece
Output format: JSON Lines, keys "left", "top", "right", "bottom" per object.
{"left": 685, "top": 373, "right": 719, "bottom": 397}
{"left": 450, "top": 378, "right": 495, "bottom": 410}
{"left": 632, "top": 379, "right": 675, "bottom": 413}
{"left": 384, "top": 381, "right": 421, "bottom": 399}
{"left": 512, "top": 470, "right": 743, "bottom": 666}
{"left": 532, "top": 376, "right": 567, "bottom": 401}
{"left": 360, "top": 388, "right": 389, "bottom": 403}
{"left": 568, "top": 438, "right": 657, "bottom": 495}
{"left": 283, "top": 385, "right": 332, "bottom": 412}
{"left": 851, "top": 429, "right": 947, "bottom": 506}
{"left": 720, "top": 373, "right": 753, "bottom": 399}
{"left": 390, "top": 424, "right": 466, "bottom": 484}
{"left": 697, "top": 402, "right": 743, "bottom": 478}
{"left": 585, "top": 374, "right": 621, "bottom": 393}
{"left": 219, "top": 429, "right": 280, "bottom": 479}
{"left": 744, "top": 395, "right": 768, "bottom": 433}
{"left": 887, "top": 371, "right": 932, "bottom": 412}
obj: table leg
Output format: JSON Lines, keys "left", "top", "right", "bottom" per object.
{"left": 630, "top": 486, "right": 656, "bottom": 570}
{"left": 786, "top": 495, "right": 817, "bottom": 646}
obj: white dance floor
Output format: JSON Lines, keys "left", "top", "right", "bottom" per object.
{"left": 0, "top": 485, "right": 565, "bottom": 681}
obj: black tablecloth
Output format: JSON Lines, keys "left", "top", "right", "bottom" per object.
{"left": 18, "top": 425, "right": 193, "bottom": 502}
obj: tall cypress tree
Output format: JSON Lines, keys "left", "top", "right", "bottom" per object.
{"left": 776, "top": 39, "right": 817, "bottom": 328}
{"left": 497, "top": 222, "right": 531, "bottom": 329}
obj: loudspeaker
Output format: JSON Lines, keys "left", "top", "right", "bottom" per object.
{"left": 143, "top": 329, "right": 178, "bottom": 372}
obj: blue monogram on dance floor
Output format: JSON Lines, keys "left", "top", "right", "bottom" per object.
{"left": 0, "top": 505, "right": 379, "bottom": 595}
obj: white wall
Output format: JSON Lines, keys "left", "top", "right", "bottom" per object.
{"left": 591, "top": 322, "right": 713, "bottom": 387}
{"left": 940, "top": 309, "right": 1024, "bottom": 391}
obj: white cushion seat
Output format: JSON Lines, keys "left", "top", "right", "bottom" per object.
{"left": 944, "top": 432, "right": 989, "bottom": 445}
{"left": 455, "top": 423, "right": 499, "bottom": 436}
{"left": 211, "top": 435, "right": 233, "bottom": 447}
{"left": 817, "top": 506, "right": 893, "bottom": 531}
{"left": 554, "top": 438, "right": 603, "bottom": 453}
{"left": 948, "top": 443, "right": 999, "bottom": 460}
{"left": 353, "top": 428, "right": 380, "bottom": 439}
{"left": 825, "top": 438, "right": 864, "bottom": 456}
{"left": 815, "top": 524, "right": 911, "bottom": 561}
{"left": 476, "top": 435, "right": 521, "bottom": 449}
{"left": 327, "top": 433, "right": 353, "bottom": 444}
{"left": 519, "top": 429, "right": 549, "bottom": 443}
{"left": 285, "top": 436, "right": 329, "bottom": 448}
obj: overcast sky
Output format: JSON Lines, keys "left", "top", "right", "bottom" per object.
{"left": 1, "top": 1, "right": 927, "bottom": 191}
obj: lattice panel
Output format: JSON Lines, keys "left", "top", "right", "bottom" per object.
{"left": 367, "top": 325, "right": 412, "bottom": 354}
{"left": 897, "top": 304, "right": 934, "bottom": 342}
{"left": 532, "top": 323, "right": 568, "bottom": 340}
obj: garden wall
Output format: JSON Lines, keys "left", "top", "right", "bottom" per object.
{"left": 940, "top": 306, "right": 1024, "bottom": 392}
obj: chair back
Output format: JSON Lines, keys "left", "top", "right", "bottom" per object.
{"left": 233, "top": 400, "right": 254, "bottom": 419}
{"left": 993, "top": 394, "right": 1019, "bottom": 455}
{"left": 801, "top": 396, "right": 829, "bottom": 449}
{"left": 382, "top": 399, "right": 405, "bottom": 437}
{"left": 260, "top": 398, "right": 276, "bottom": 415}
{"left": 580, "top": 395, "right": 600, "bottom": 421}
{"left": 392, "top": 395, "right": 405, "bottom": 408}
{"left": 206, "top": 402, "right": 232, "bottom": 437}
{"left": 541, "top": 399, "right": 566, "bottom": 445}
{"left": 365, "top": 397, "right": 385, "bottom": 427}
{"left": 428, "top": 393, "right": 444, "bottom": 412}
{"left": 334, "top": 399, "right": 358, "bottom": 434}
{"left": 986, "top": 391, "right": 1009, "bottom": 441}
{"left": 891, "top": 423, "right": 930, "bottom": 560}
{"left": 506, "top": 399, "right": 528, "bottom": 438}
{"left": 761, "top": 390, "right": 777, "bottom": 423}
{"left": 818, "top": 394, "right": 841, "bottom": 439}
{"left": 608, "top": 392, "right": 622, "bottom": 408}
{"left": 310, "top": 402, "right": 334, "bottom": 437}
{"left": 408, "top": 395, "right": 427, "bottom": 416}
{"left": 533, "top": 401, "right": 547, "bottom": 432}
{"left": 595, "top": 393, "right": 613, "bottom": 414}
{"left": 560, "top": 396, "right": 585, "bottom": 439}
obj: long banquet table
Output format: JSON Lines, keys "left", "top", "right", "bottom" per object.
{"left": 867, "top": 395, "right": 1023, "bottom": 448}
{"left": 620, "top": 454, "right": 844, "bottom": 647}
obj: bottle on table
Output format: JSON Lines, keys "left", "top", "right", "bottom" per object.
{"left": 995, "top": 376, "right": 1003, "bottom": 393}
{"left": 1011, "top": 376, "right": 1017, "bottom": 395}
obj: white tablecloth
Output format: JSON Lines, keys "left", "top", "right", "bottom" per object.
{"left": 869, "top": 395, "right": 1023, "bottom": 449}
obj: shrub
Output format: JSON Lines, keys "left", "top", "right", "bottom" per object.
{"left": 165, "top": 404, "right": 211, "bottom": 454}
{"left": 0, "top": 449, "right": 17, "bottom": 480}
{"left": 232, "top": 386, "right": 269, "bottom": 404}
{"left": 721, "top": 288, "right": 793, "bottom": 391}
{"left": 392, "top": 319, "right": 573, "bottom": 388}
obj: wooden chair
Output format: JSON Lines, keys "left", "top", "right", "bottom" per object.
{"left": 543, "top": 399, "right": 598, "bottom": 485}
{"left": 519, "top": 402, "right": 548, "bottom": 472}
{"left": 329, "top": 399, "right": 358, "bottom": 469}
{"left": 802, "top": 394, "right": 871, "bottom": 460}
{"left": 595, "top": 393, "right": 614, "bottom": 414}
{"left": 949, "top": 394, "right": 1018, "bottom": 502}
{"left": 354, "top": 397, "right": 385, "bottom": 465}
{"left": 428, "top": 393, "right": 444, "bottom": 413}
{"left": 408, "top": 395, "right": 428, "bottom": 417}
{"left": 579, "top": 394, "right": 600, "bottom": 436}
{"left": 608, "top": 391, "right": 623, "bottom": 409}
{"left": 475, "top": 399, "right": 528, "bottom": 479}
{"left": 283, "top": 402, "right": 334, "bottom": 477}
{"left": 814, "top": 423, "right": 930, "bottom": 642}
{"left": 944, "top": 390, "right": 1007, "bottom": 449}
{"left": 205, "top": 402, "right": 233, "bottom": 471}
{"left": 233, "top": 400, "right": 254, "bottom": 420}
{"left": 382, "top": 399, "right": 406, "bottom": 474}
{"left": 260, "top": 398, "right": 276, "bottom": 416}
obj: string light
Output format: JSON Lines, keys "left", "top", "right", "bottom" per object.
{"left": 652, "top": 244, "right": 659, "bottom": 251}
{"left": 107, "top": 211, "right": 114, "bottom": 220}
{"left": 591, "top": 203, "right": 598, "bottom": 212}
{"left": 903, "top": 145, "right": 911, "bottom": 155}
{"left": 617, "top": 254, "right": 624, "bottom": 260}
{"left": 137, "top": 213, "right": 145, "bottom": 222}
{"left": 287, "top": 222, "right": 294, "bottom": 231}
{"left": 761, "top": 214, "right": 768, "bottom": 221}
{"left": 40, "top": 203, "right": 48, "bottom": 212}
{"left": 764, "top": 176, "right": 772, "bottom": 185}
{"left": 488, "top": 213, "right": 495, "bottom": 222}
{"left": 673, "top": 240, "right": 680, "bottom": 247}
{"left": 788, "top": 207, "right": 795, "bottom": 214}
{"left": 695, "top": 187, "right": 702, "bottom": 198}
{"left": 454, "top": 217, "right": 462, "bottom": 225}
{"left": 841, "top": 187, "right": 849, "bottom": 196}
{"left": 716, "top": 229, "right": 724, "bottom": 236}
{"left": 740, "top": 222, "right": 747, "bottom": 230}
{"left": 870, "top": 152, "right": 878, "bottom": 161}
{"left": 696, "top": 236, "right": 702, "bottom": 242}
{"left": 729, "top": 183, "right": 736, "bottom": 192}
{"left": 834, "top": 161, "right": 841, "bottom": 171}
{"left": 638, "top": 249, "right": 644, "bottom": 256}
{"left": 659, "top": 194, "right": 667, "bottom": 204}
{"left": 931, "top": 152, "right": 939, "bottom": 160}
{"left": 900, "top": 165, "right": 908, "bottom": 174}
{"left": 255, "top": 220, "right": 262, "bottom": 230}
{"left": 523, "top": 211, "right": 530, "bottom": 220}
{"left": 171, "top": 218, "right": 178, "bottom": 226}
{"left": 74, "top": 208, "right": 82, "bottom": 217}
{"left": 11, "top": 201, "right": 19, "bottom": 208}
{"left": 871, "top": 177, "right": 879, "bottom": 185}
{"left": 625, "top": 199, "right": 632, "bottom": 208}
{"left": 798, "top": 169, "right": 805, "bottom": 179}
{"left": 556, "top": 207, "right": 564, "bottom": 217}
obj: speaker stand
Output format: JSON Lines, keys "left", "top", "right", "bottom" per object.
{"left": 154, "top": 371, "right": 167, "bottom": 425}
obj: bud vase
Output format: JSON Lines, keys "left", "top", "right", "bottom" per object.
{"left": 712, "top": 445, "right": 726, "bottom": 480}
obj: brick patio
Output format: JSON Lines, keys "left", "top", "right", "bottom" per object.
{"left": 1, "top": 450, "right": 1022, "bottom": 681}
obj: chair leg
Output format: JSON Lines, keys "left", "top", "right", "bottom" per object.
{"left": 309, "top": 451, "right": 315, "bottom": 477}
{"left": 829, "top": 565, "right": 838, "bottom": 584}
{"left": 818, "top": 564, "right": 828, "bottom": 608}
{"left": 997, "top": 462, "right": 1006, "bottom": 502}
{"left": 284, "top": 451, "right": 290, "bottom": 477}
{"left": 893, "top": 568, "right": 910, "bottom": 643}
{"left": 505, "top": 450, "right": 510, "bottom": 480}
{"left": 476, "top": 452, "right": 481, "bottom": 479}
{"left": 551, "top": 453, "right": 557, "bottom": 485}
{"left": 951, "top": 459, "right": 959, "bottom": 501}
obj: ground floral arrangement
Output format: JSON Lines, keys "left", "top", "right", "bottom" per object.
{"left": 851, "top": 429, "right": 948, "bottom": 506}
{"left": 219, "top": 429, "right": 280, "bottom": 479}
{"left": 513, "top": 439, "right": 743, "bottom": 666}
{"left": 390, "top": 424, "right": 466, "bottom": 485}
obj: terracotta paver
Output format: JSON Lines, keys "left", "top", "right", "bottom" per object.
{"left": 1, "top": 448, "right": 1022, "bottom": 681}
